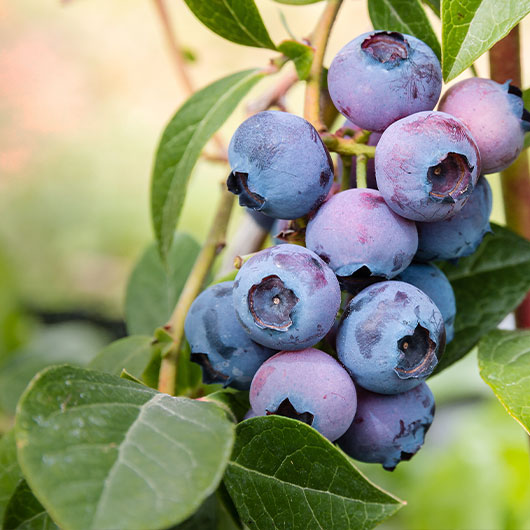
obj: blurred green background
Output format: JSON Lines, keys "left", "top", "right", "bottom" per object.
{"left": 1, "top": 1, "right": 529, "bottom": 529}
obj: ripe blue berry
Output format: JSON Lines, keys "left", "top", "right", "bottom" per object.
{"left": 376, "top": 111, "right": 481, "bottom": 222}
{"left": 250, "top": 348, "right": 357, "bottom": 441}
{"left": 439, "top": 78, "right": 530, "bottom": 173}
{"left": 227, "top": 111, "right": 333, "bottom": 219}
{"left": 397, "top": 263, "right": 456, "bottom": 343}
{"left": 337, "top": 281, "right": 445, "bottom": 394}
{"left": 233, "top": 245, "right": 341, "bottom": 350}
{"left": 328, "top": 31, "right": 442, "bottom": 132}
{"left": 184, "top": 282, "right": 276, "bottom": 390}
{"left": 305, "top": 189, "right": 418, "bottom": 286}
{"left": 415, "top": 177, "right": 492, "bottom": 261}
{"left": 337, "top": 383, "right": 435, "bottom": 470}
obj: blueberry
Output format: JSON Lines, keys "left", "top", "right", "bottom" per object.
{"left": 415, "top": 177, "right": 492, "bottom": 261}
{"left": 376, "top": 111, "right": 481, "bottom": 222}
{"left": 305, "top": 189, "right": 418, "bottom": 287}
{"left": 337, "top": 383, "right": 435, "bottom": 470}
{"left": 250, "top": 348, "right": 357, "bottom": 441}
{"left": 439, "top": 78, "right": 530, "bottom": 174}
{"left": 233, "top": 244, "right": 341, "bottom": 350}
{"left": 337, "top": 281, "right": 445, "bottom": 394}
{"left": 184, "top": 281, "right": 276, "bottom": 390}
{"left": 396, "top": 263, "right": 456, "bottom": 343}
{"left": 328, "top": 31, "right": 442, "bottom": 132}
{"left": 227, "top": 111, "right": 333, "bottom": 219}
{"left": 336, "top": 121, "right": 381, "bottom": 189}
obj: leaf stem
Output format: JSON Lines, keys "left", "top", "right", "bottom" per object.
{"left": 303, "top": 0, "right": 343, "bottom": 131}
{"left": 489, "top": 25, "right": 530, "bottom": 329}
{"left": 158, "top": 187, "right": 235, "bottom": 395}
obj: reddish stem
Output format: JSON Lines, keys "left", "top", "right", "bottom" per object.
{"left": 489, "top": 26, "right": 530, "bottom": 328}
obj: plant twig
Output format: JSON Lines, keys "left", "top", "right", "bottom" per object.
{"left": 303, "top": 0, "right": 343, "bottom": 131}
{"left": 246, "top": 69, "right": 299, "bottom": 115}
{"left": 152, "top": 0, "right": 226, "bottom": 156}
{"left": 340, "top": 155, "right": 352, "bottom": 191}
{"left": 219, "top": 212, "right": 270, "bottom": 275}
{"left": 158, "top": 187, "right": 235, "bottom": 395}
{"left": 321, "top": 134, "right": 376, "bottom": 157}
{"left": 356, "top": 154, "right": 367, "bottom": 189}
{"left": 489, "top": 25, "right": 530, "bottom": 328}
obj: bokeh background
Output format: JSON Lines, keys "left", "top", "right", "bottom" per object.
{"left": 1, "top": 1, "right": 529, "bottom": 528}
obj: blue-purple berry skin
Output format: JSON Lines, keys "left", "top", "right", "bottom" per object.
{"left": 328, "top": 31, "right": 442, "bottom": 132}
{"left": 376, "top": 111, "right": 481, "bottom": 222}
{"left": 306, "top": 189, "right": 418, "bottom": 280}
{"left": 397, "top": 263, "right": 456, "bottom": 343}
{"left": 439, "top": 78, "right": 530, "bottom": 174}
{"left": 184, "top": 281, "right": 276, "bottom": 390}
{"left": 337, "top": 383, "right": 435, "bottom": 470}
{"left": 337, "top": 281, "right": 445, "bottom": 394}
{"left": 233, "top": 244, "right": 341, "bottom": 350}
{"left": 415, "top": 177, "right": 492, "bottom": 262}
{"left": 250, "top": 348, "right": 357, "bottom": 441}
{"left": 227, "top": 111, "right": 333, "bottom": 219}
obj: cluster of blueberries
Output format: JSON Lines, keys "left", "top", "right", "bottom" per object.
{"left": 185, "top": 30, "right": 530, "bottom": 470}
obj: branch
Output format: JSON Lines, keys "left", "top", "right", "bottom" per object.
{"left": 246, "top": 69, "right": 299, "bottom": 115}
{"left": 356, "top": 154, "right": 368, "bottom": 189}
{"left": 152, "top": 0, "right": 226, "bottom": 155}
{"left": 303, "top": 0, "right": 343, "bottom": 131}
{"left": 321, "top": 134, "right": 376, "bottom": 157}
{"left": 218, "top": 212, "right": 271, "bottom": 275}
{"left": 158, "top": 187, "right": 235, "bottom": 394}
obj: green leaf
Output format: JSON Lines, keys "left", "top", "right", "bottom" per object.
{"left": 368, "top": 0, "right": 441, "bottom": 59}
{"left": 478, "top": 330, "right": 530, "bottom": 435}
{"left": 272, "top": 0, "right": 324, "bottom": 4}
{"left": 278, "top": 40, "right": 314, "bottom": 80}
{"left": 0, "top": 431, "right": 22, "bottom": 522}
{"left": 15, "top": 365, "right": 235, "bottom": 530}
{"left": 0, "top": 323, "right": 108, "bottom": 415}
{"left": 441, "top": 0, "right": 530, "bottom": 81}
{"left": 422, "top": 0, "right": 440, "bottom": 16}
{"left": 175, "top": 490, "right": 241, "bottom": 530}
{"left": 89, "top": 335, "right": 154, "bottom": 381}
{"left": 203, "top": 389, "right": 250, "bottom": 423}
{"left": 3, "top": 480, "right": 59, "bottom": 530}
{"left": 175, "top": 340, "right": 203, "bottom": 396}
{"left": 224, "top": 416, "right": 403, "bottom": 530}
{"left": 436, "top": 224, "right": 530, "bottom": 373}
{"left": 183, "top": 0, "right": 276, "bottom": 49}
{"left": 125, "top": 234, "right": 200, "bottom": 335}
{"left": 151, "top": 70, "right": 264, "bottom": 259}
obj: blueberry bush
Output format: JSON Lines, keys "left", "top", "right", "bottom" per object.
{"left": 2, "top": 1, "right": 530, "bottom": 529}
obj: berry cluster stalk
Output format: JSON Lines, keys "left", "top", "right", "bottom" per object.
{"left": 158, "top": 188, "right": 235, "bottom": 395}
{"left": 304, "top": 0, "right": 343, "bottom": 131}
{"left": 489, "top": 26, "right": 530, "bottom": 328}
